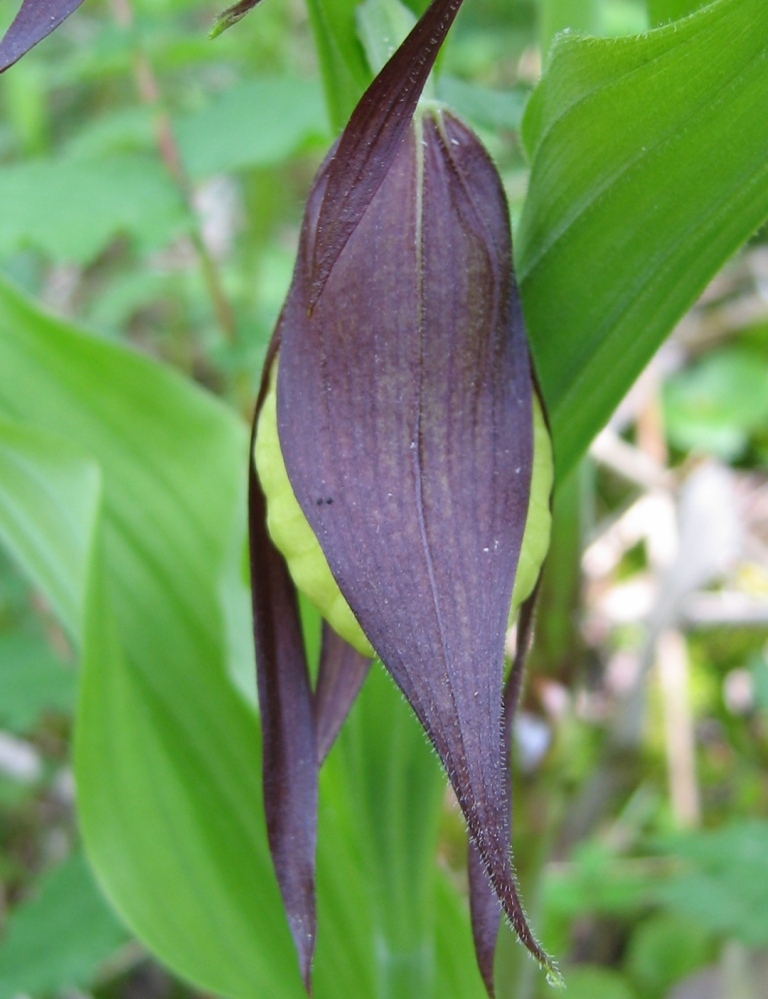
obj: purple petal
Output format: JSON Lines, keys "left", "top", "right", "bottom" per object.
{"left": 315, "top": 622, "right": 371, "bottom": 765}
{"left": 248, "top": 350, "right": 317, "bottom": 990}
{"left": 468, "top": 590, "right": 542, "bottom": 996}
{"left": 309, "top": 0, "right": 465, "bottom": 307}
{"left": 468, "top": 841, "right": 500, "bottom": 998}
{"left": 277, "top": 109, "right": 552, "bottom": 970}
{"left": 0, "top": 0, "right": 86, "bottom": 73}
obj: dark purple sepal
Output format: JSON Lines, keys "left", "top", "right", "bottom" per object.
{"left": 468, "top": 841, "right": 501, "bottom": 998}
{"left": 248, "top": 346, "right": 318, "bottom": 991}
{"left": 277, "top": 107, "right": 552, "bottom": 971}
{"left": 468, "top": 588, "right": 543, "bottom": 996}
{"left": 315, "top": 622, "right": 371, "bottom": 765}
{"left": 309, "top": 0, "right": 465, "bottom": 307}
{"left": 0, "top": 0, "right": 86, "bottom": 73}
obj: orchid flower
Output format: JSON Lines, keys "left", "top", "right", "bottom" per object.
{"left": 0, "top": 0, "right": 560, "bottom": 992}
{"left": 248, "top": 0, "right": 559, "bottom": 994}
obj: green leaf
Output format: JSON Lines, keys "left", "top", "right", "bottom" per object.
{"left": 314, "top": 663, "right": 488, "bottom": 999}
{"left": 436, "top": 76, "right": 528, "bottom": 133}
{"left": 518, "top": 0, "right": 768, "bottom": 480}
{"left": 0, "top": 277, "right": 485, "bottom": 999}
{"left": 0, "top": 632, "right": 76, "bottom": 732}
{"left": 749, "top": 649, "right": 768, "bottom": 711}
{"left": 541, "top": 842, "right": 651, "bottom": 921}
{"left": 662, "top": 346, "right": 768, "bottom": 459}
{"left": 319, "top": 665, "right": 446, "bottom": 998}
{"left": 556, "top": 965, "right": 637, "bottom": 999}
{"left": 355, "top": 0, "right": 417, "bottom": 77}
{"left": 653, "top": 821, "right": 768, "bottom": 947}
{"left": 304, "top": 0, "right": 371, "bottom": 131}
{"left": 433, "top": 872, "right": 489, "bottom": 999}
{"left": 175, "top": 78, "right": 331, "bottom": 181}
{"left": 1, "top": 58, "right": 50, "bottom": 157}
{"left": 623, "top": 912, "right": 712, "bottom": 999}
{"left": 0, "top": 853, "right": 129, "bottom": 999}
{"left": 61, "top": 106, "right": 156, "bottom": 161}
{"left": 0, "top": 277, "right": 303, "bottom": 997}
{"left": 0, "top": 418, "right": 100, "bottom": 634}
{"left": 0, "top": 153, "right": 188, "bottom": 263}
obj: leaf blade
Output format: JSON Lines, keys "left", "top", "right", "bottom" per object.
{"left": 0, "top": 277, "right": 304, "bottom": 997}
{"left": 518, "top": 0, "right": 768, "bottom": 478}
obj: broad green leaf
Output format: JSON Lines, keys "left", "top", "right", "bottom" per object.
{"left": 749, "top": 649, "right": 768, "bottom": 712}
{"left": 0, "top": 853, "right": 128, "bottom": 999}
{"left": 175, "top": 78, "right": 331, "bottom": 181}
{"left": 518, "top": 0, "right": 768, "bottom": 480}
{"left": 436, "top": 76, "right": 527, "bottom": 133}
{"left": 433, "top": 873, "right": 488, "bottom": 999}
{"left": 0, "top": 279, "right": 303, "bottom": 996}
{"left": 305, "top": 0, "right": 371, "bottom": 131}
{"left": 0, "top": 419, "right": 99, "bottom": 634}
{"left": 623, "top": 912, "right": 712, "bottom": 998}
{"left": 315, "top": 664, "right": 488, "bottom": 999}
{"left": 1, "top": 57, "right": 49, "bottom": 156}
{"left": 61, "top": 106, "right": 156, "bottom": 161}
{"left": 555, "top": 966, "right": 636, "bottom": 999}
{"left": 355, "top": 0, "right": 417, "bottom": 77}
{"left": 662, "top": 347, "right": 768, "bottom": 459}
{"left": 541, "top": 841, "right": 651, "bottom": 920}
{"left": 320, "top": 665, "right": 445, "bottom": 999}
{"left": 0, "top": 153, "right": 187, "bottom": 263}
{"left": 0, "top": 278, "right": 486, "bottom": 999}
{"left": 0, "top": 632, "right": 76, "bottom": 732}
{"left": 653, "top": 821, "right": 768, "bottom": 947}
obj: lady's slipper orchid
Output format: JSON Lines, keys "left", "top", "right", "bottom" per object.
{"left": 248, "top": 0, "right": 559, "bottom": 994}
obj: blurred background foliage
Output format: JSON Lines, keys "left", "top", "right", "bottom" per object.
{"left": 0, "top": 0, "right": 767, "bottom": 997}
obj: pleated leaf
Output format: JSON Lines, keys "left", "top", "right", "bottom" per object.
{"left": 0, "top": 277, "right": 304, "bottom": 997}
{"left": 518, "top": 0, "right": 768, "bottom": 479}
{"left": 0, "top": 266, "right": 496, "bottom": 999}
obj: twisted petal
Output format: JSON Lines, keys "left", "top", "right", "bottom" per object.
{"left": 249, "top": 349, "right": 371, "bottom": 988}
{"left": 469, "top": 589, "right": 542, "bottom": 996}
{"left": 315, "top": 622, "right": 371, "bottom": 765}
{"left": 248, "top": 355, "right": 318, "bottom": 989}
